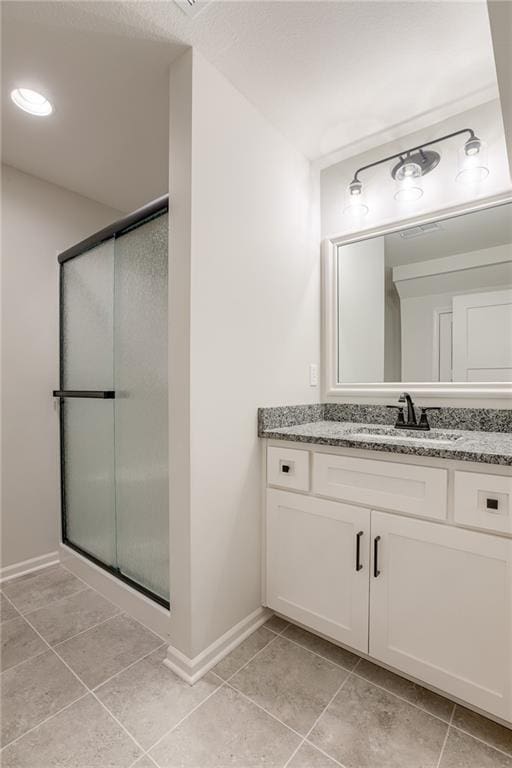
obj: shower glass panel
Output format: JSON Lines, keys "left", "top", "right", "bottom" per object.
{"left": 114, "top": 214, "right": 169, "bottom": 601}
{"left": 61, "top": 240, "right": 116, "bottom": 565}
{"left": 57, "top": 198, "right": 169, "bottom": 607}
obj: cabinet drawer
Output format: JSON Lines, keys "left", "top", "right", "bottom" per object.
{"left": 454, "top": 471, "right": 512, "bottom": 534}
{"left": 267, "top": 446, "right": 310, "bottom": 491}
{"left": 313, "top": 453, "right": 447, "bottom": 519}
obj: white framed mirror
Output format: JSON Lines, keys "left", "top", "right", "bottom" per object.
{"left": 322, "top": 195, "right": 512, "bottom": 401}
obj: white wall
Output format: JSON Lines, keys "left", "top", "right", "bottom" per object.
{"left": 1, "top": 164, "right": 121, "bottom": 572}
{"left": 488, "top": 2, "right": 512, "bottom": 179}
{"left": 320, "top": 100, "right": 511, "bottom": 239}
{"left": 168, "top": 49, "right": 320, "bottom": 659}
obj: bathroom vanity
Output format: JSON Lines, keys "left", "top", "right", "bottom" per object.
{"left": 259, "top": 409, "right": 512, "bottom": 724}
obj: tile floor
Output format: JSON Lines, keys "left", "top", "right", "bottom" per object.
{"left": 1, "top": 565, "right": 512, "bottom": 768}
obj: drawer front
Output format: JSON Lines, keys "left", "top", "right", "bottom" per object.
{"left": 313, "top": 453, "right": 447, "bottom": 519}
{"left": 267, "top": 446, "right": 310, "bottom": 491}
{"left": 454, "top": 471, "right": 512, "bottom": 534}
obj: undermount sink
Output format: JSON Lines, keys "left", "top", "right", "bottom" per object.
{"left": 346, "top": 425, "right": 462, "bottom": 447}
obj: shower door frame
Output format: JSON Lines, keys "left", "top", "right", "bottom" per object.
{"left": 55, "top": 194, "right": 170, "bottom": 609}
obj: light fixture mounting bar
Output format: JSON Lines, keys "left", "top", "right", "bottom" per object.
{"left": 351, "top": 128, "right": 476, "bottom": 184}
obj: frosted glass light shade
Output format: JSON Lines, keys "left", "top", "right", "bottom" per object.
{"left": 456, "top": 140, "right": 489, "bottom": 184}
{"left": 394, "top": 181, "right": 423, "bottom": 202}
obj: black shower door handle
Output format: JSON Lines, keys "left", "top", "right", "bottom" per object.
{"left": 53, "top": 390, "right": 115, "bottom": 399}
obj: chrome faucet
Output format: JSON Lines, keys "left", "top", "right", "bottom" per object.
{"left": 386, "top": 392, "right": 440, "bottom": 431}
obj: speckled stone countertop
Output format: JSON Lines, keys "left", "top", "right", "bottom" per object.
{"left": 261, "top": 421, "right": 512, "bottom": 466}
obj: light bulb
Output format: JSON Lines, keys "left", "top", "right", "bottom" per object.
{"left": 11, "top": 88, "right": 53, "bottom": 116}
{"left": 395, "top": 161, "right": 421, "bottom": 181}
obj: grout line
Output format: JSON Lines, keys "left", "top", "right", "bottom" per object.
{"left": 435, "top": 704, "right": 456, "bottom": 768}
{"left": 1, "top": 648, "right": 49, "bottom": 676}
{"left": 21, "top": 585, "right": 100, "bottom": 618}
{"left": 222, "top": 626, "right": 282, "bottom": 682}
{"left": 52, "top": 612, "right": 125, "bottom": 649}
{"left": 92, "top": 642, "right": 168, "bottom": 692}
{"left": 0, "top": 692, "right": 90, "bottom": 751}
{"left": 449, "top": 723, "right": 512, "bottom": 760}
{"left": 3, "top": 585, "right": 90, "bottom": 618}
{"left": 276, "top": 632, "right": 360, "bottom": 674}
{"left": 290, "top": 660, "right": 360, "bottom": 768}
{"left": 145, "top": 679, "right": 226, "bottom": 756}
{"left": 349, "top": 668, "right": 456, "bottom": 726}
{"left": 223, "top": 680, "right": 305, "bottom": 740}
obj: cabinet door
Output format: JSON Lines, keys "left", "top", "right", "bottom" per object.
{"left": 370, "top": 511, "right": 512, "bottom": 720}
{"left": 266, "top": 489, "right": 370, "bottom": 653}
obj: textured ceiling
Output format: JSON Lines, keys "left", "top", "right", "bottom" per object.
{"left": 1, "top": 0, "right": 500, "bottom": 211}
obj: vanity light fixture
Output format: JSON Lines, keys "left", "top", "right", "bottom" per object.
{"left": 10, "top": 87, "right": 53, "bottom": 116}
{"left": 344, "top": 128, "right": 488, "bottom": 215}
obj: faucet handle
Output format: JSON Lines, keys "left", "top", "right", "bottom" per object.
{"left": 386, "top": 405, "right": 405, "bottom": 426}
{"left": 418, "top": 406, "right": 440, "bottom": 430}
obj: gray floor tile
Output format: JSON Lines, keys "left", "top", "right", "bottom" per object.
{"left": 309, "top": 674, "right": 448, "bottom": 768}
{"left": 264, "top": 615, "right": 290, "bottom": 634}
{"left": 1, "top": 693, "right": 142, "bottom": 768}
{"left": 26, "top": 587, "right": 120, "bottom": 646}
{"left": 2, "top": 566, "right": 85, "bottom": 614}
{"left": 149, "top": 683, "right": 300, "bottom": 768}
{"left": 356, "top": 658, "right": 454, "bottom": 721}
{"left": 56, "top": 613, "right": 163, "bottom": 688}
{"left": 0, "top": 616, "right": 47, "bottom": 671}
{"left": 230, "top": 635, "right": 348, "bottom": 735}
{"left": 213, "top": 626, "right": 275, "bottom": 679}
{"left": 95, "top": 646, "right": 220, "bottom": 750}
{"left": 0, "top": 593, "right": 20, "bottom": 624}
{"left": 283, "top": 624, "right": 360, "bottom": 671}
{"left": 288, "top": 742, "right": 340, "bottom": 767}
{"left": 452, "top": 706, "right": 512, "bottom": 756}
{"left": 1, "top": 649, "right": 86, "bottom": 746}
{"left": 440, "top": 727, "right": 512, "bottom": 768}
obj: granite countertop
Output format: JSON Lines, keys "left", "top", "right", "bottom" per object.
{"left": 262, "top": 420, "right": 512, "bottom": 466}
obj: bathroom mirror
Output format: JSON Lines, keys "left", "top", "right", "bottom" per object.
{"left": 332, "top": 200, "right": 512, "bottom": 387}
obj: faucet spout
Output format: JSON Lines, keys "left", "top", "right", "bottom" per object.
{"left": 398, "top": 392, "right": 417, "bottom": 426}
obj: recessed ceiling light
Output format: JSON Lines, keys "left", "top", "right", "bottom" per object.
{"left": 11, "top": 88, "right": 53, "bottom": 117}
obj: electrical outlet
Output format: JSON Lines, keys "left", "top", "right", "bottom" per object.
{"left": 309, "top": 363, "right": 319, "bottom": 387}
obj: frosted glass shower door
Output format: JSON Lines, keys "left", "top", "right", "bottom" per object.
{"left": 114, "top": 213, "right": 169, "bottom": 602}
{"left": 58, "top": 199, "right": 169, "bottom": 607}
{"left": 60, "top": 240, "right": 116, "bottom": 566}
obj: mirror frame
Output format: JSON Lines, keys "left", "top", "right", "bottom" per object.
{"left": 322, "top": 192, "right": 512, "bottom": 403}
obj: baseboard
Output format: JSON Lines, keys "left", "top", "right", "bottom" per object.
{"left": 164, "top": 605, "right": 271, "bottom": 685}
{"left": 0, "top": 551, "right": 59, "bottom": 583}
{"left": 59, "top": 544, "right": 170, "bottom": 641}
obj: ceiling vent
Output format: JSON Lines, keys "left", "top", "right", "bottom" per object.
{"left": 400, "top": 222, "right": 442, "bottom": 239}
{"left": 173, "top": 0, "right": 212, "bottom": 17}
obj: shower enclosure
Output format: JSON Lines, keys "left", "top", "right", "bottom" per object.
{"left": 53, "top": 197, "right": 169, "bottom": 608}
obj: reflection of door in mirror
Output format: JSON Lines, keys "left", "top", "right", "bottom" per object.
{"left": 453, "top": 289, "right": 512, "bottom": 381}
{"left": 336, "top": 201, "right": 512, "bottom": 384}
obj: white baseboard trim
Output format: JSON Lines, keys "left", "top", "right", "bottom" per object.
{"left": 59, "top": 544, "right": 170, "bottom": 641}
{"left": 0, "top": 552, "right": 59, "bottom": 583}
{"left": 164, "top": 605, "right": 271, "bottom": 685}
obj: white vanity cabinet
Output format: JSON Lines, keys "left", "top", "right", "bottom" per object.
{"left": 264, "top": 443, "right": 512, "bottom": 723}
{"left": 370, "top": 511, "right": 512, "bottom": 720}
{"left": 267, "top": 489, "right": 370, "bottom": 652}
